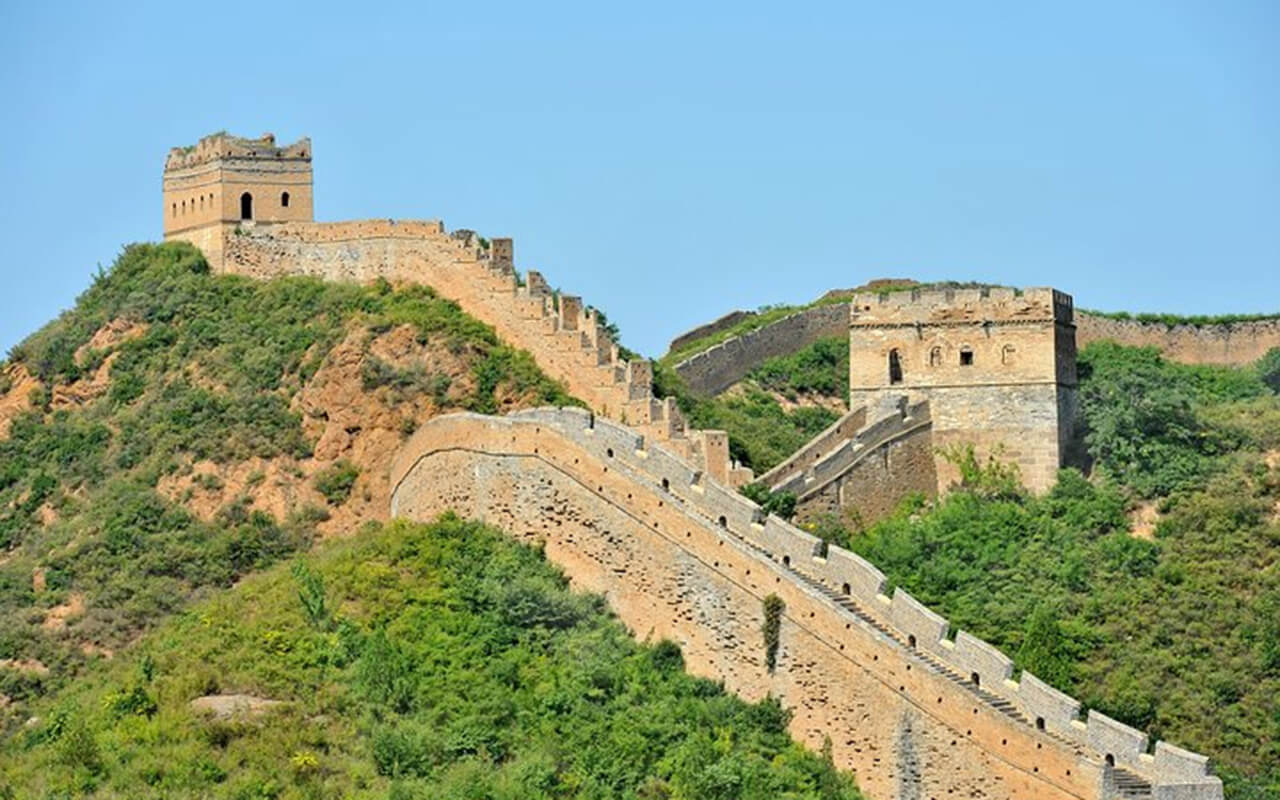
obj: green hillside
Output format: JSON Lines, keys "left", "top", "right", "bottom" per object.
{"left": 0, "top": 242, "right": 575, "bottom": 717}
{"left": 0, "top": 243, "right": 862, "bottom": 799}
{"left": 0, "top": 515, "right": 859, "bottom": 799}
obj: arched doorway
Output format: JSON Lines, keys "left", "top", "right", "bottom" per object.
{"left": 888, "top": 349, "right": 903, "bottom": 385}
{"left": 240, "top": 192, "right": 253, "bottom": 220}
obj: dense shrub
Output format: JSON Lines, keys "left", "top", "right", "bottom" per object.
{"left": 313, "top": 460, "right": 360, "bottom": 505}
{"left": 0, "top": 517, "right": 863, "bottom": 799}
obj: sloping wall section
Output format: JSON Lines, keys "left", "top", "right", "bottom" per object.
{"left": 761, "top": 397, "right": 937, "bottom": 523}
{"left": 218, "top": 220, "right": 753, "bottom": 486}
{"left": 390, "top": 408, "right": 1222, "bottom": 800}
{"left": 670, "top": 304, "right": 849, "bottom": 395}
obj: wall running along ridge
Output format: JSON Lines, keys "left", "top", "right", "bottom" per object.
{"left": 390, "top": 408, "right": 1222, "bottom": 800}
{"left": 671, "top": 304, "right": 1280, "bottom": 397}
{"left": 213, "top": 220, "right": 754, "bottom": 487}
{"left": 1075, "top": 314, "right": 1280, "bottom": 365}
{"left": 671, "top": 303, "right": 849, "bottom": 395}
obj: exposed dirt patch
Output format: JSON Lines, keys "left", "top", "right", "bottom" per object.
{"left": 0, "top": 363, "right": 40, "bottom": 440}
{"left": 51, "top": 351, "right": 121, "bottom": 410}
{"left": 1129, "top": 501, "right": 1160, "bottom": 541}
{"left": 0, "top": 658, "right": 50, "bottom": 676}
{"left": 159, "top": 325, "right": 484, "bottom": 539}
{"left": 41, "top": 592, "right": 86, "bottom": 632}
{"left": 291, "top": 324, "right": 477, "bottom": 536}
{"left": 80, "top": 642, "right": 114, "bottom": 660}
{"left": 158, "top": 456, "right": 317, "bottom": 524}
{"left": 190, "top": 693, "right": 284, "bottom": 720}
{"left": 74, "top": 318, "right": 147, "bottom": 362}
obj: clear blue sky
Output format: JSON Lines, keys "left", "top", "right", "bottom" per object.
{"left": 2, "top": 1, "right": 1276, "bottom": 358}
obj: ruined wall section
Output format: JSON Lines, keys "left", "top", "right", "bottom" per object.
{"left": 389, "top": 408, "right": 1222, "bottom": 800}
{"left": 672, "top": 304, "right": 849, "bottom": 395}
{"left": 217, "top": 221, "right": 753, "bottom": 487}
{"left": 1076, "top": 313, "right": 1280, "bottom": 366}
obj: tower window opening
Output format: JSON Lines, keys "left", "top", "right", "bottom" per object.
{"left": 281, "top": 191, "right": 290, "bottom": 208}
{"left": 960, "top": 348, "right": 974, "bottom": 366}
{"left": 1002, "top": 344, "right": 1016, "bottom": 365}
{"left": 970, "top": 672, "right": 980, "bottom": 687}
{"left": 1105, "top": 754, "right": 1115, "bottom": 767}
{"left": 888, "top": 349, "right": 903, "bottom": 385}
{"left": 171, "top": 203, "right": 176, "bottom": 217}
{"left": 240, "top": 192, "right": 253, "bottom": 220}
{"left": 929, "top": 346, "right": 942, "bottom": 367}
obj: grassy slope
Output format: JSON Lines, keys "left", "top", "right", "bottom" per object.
{"left": 0, "top": 516, "right": 861, "bottom": 800}
{"left": 0, "top": 242, "right": 576, "bottom": 718}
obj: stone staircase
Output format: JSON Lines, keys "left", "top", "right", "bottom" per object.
{"left": 1110, "top": 767, "right": 1154, "bottom": 799}
{"left": 782, "top": 563, "right": 1107, "bottom": 759}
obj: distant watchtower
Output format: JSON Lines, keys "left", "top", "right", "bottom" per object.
{"left": 163, "top": 131, "right": 313, "bottom": 268}
{"left": 848, "top": 287, "right": 1077, "bottom": 492}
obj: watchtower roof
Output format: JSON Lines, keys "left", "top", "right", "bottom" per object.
{"left": 165, "top": 131, "right": 311, "bottom": 172}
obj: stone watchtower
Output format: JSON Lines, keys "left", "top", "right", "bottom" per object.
{"left": 848, "top": 287, "right": 1077, "bottom": 492}
{"left": 163, "top": 132, "right": 313, "bottom": 270}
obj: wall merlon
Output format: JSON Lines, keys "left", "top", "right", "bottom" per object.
{"left": 1086, "top": 710, "right": 1149, "bottom": 767}
{"left": 559, "top": 296, "right": 582, "bottom": 330}
{"left": 1153, "top": 741, "right": 1211, "bottom": 781}
{"left": 890, "top": 587, "right": 950, "bottom": 654}
{"left": 814, "top": 545, "right": 888, "bottom": 608}
{"left": 490, "top": 237, "right": 514, "bottom": 269}
{"left": 526, "top": 270, "right": 551, "bottom": 295}
{"left": 947, "top": 630, "right": 1014, "bottom": 690}
{"left": 1016, "top": 672, "right": 1083, "bottom": 740}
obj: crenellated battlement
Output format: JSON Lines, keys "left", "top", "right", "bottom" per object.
{"left": 849, "top": 286, "right": 1073, "bottom": 327}
{"left": 164, "top": 131, "right": 312, "bottom": 172}
{"left": 390, "top": 407, "right": 1223, "bottom": 800}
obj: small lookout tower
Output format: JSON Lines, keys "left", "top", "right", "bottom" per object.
{"left": 162, "top": 131, "right": 313, "bottom": 268}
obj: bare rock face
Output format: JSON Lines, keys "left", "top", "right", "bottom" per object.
{"left": 189, "top": 694, "right": 283, "bottom": 720}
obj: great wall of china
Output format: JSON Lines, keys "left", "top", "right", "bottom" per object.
{"left": 162, "top": 132, "right": 1226, "bottom": 800}
{"left": 670, "top": 300, "right": 1280, "bottom": 398}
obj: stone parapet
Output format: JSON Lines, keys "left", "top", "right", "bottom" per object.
{"left": 1077, "top": 312, "right": 1280, "bottom": 365}
{"left": 390, "top": 407, "right": 1222, "bottom": 800}
{"left": 765, "top": 397, "right": 930, "bottom": 501}
{"left": 849, "top": 286, "right": 1073, "bottom": 327}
